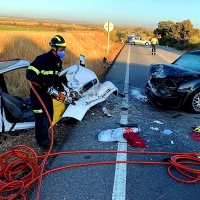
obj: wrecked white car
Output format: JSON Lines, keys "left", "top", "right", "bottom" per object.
{"left": 0, "top": 59, "right": 118, "bottom": 132}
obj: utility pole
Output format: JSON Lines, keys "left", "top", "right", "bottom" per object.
{"left": 107, "top": 21, "right": 110, "bottom": 55}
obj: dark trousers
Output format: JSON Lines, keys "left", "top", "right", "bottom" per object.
{"left": 152, "top": 45, "right": 156, "bottom": 54}
{"left": 30, "top": 87, "right": 53, "bottom": 143}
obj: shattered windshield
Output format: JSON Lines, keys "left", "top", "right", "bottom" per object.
{"left": 173, "top": 52, "right": 200, "bottom": 71}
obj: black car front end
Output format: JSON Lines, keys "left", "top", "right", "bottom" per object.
{"left": 145, "top": 62, "right": 200, "bottom": 109}
{"left": 145, "top": 77, "right": 184, "bottom": 108}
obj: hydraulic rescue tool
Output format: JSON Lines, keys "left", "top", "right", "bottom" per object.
{"left": 47, "top": 87, "right": 75, "bottom": 105}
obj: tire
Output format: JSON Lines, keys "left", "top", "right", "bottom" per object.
{"left": 187, "top": 89, "right": 200, "bottom": 113}
{"left": 145, "top": 42, "right": 149, "bottom": 46}
{"left": 132, "top": 42, "right": 135, "bottom": 45}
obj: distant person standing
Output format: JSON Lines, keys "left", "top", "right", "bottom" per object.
{"left": 150, "top": 36, "right": 158, "bottom": 55}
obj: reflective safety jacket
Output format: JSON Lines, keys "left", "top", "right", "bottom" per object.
{"left": 26, "top": 50, "right": 63, "bottom": 88}
{"left": 151, "top": 37, "right": 158, "bottom": 45}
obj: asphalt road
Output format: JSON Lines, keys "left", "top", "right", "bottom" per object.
{"left": 31, "top": 44, "right": 200, "bottom": 200}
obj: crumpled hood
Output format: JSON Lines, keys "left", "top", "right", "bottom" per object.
{"left": 149, "top": 63, "right": 200, "bottom": 78}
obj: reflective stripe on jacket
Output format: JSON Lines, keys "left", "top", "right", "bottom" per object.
{"left": 26, "top": 50, "right": 63, "bottom": 88}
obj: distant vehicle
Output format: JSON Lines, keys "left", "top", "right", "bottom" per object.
{"left": 126, "top": 35, "right": 134, "bottom": 43}
{"left": 145, "top": 50, "right": 200, "bottom": 113}
{"left": 130, "top": 36, "right": 151, "bottom": 46}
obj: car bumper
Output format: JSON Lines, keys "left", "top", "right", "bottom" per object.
{"left": 145, "top": 82, "right": 182, "bottom": 108}
{"left": 62, "top": 81, "right": 118, "bottom": 121}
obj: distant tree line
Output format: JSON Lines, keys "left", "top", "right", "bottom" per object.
{"left": 154, "top": 19, "right": 200, "bottom": 50}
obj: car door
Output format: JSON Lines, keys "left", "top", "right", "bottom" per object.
{"left": 134, "top": 37, "right": 140, "bottom": 44}
{"left": 140, "top": 38, "right": 145, "bottom": 45}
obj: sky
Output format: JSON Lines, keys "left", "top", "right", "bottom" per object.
{"left": 0, "top": 0, "right": 200, "bottom": 28}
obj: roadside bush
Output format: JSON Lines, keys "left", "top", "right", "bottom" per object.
{"left": 159, "top": 37, "right": 169, "bottom": 45}
{"left": 109, "top": 30, "right": 118, "bottom": 42}
{"left": 104, "top": 30, "right": 128, "bottom": 43}
{"left": 159, "top": 37, "right": 177, "bottom": 47}
{"left": 197, "top": 43, "right": 200, "bottom": 50}
{"left": 165, "top": 41, "right": 171, "bottom": 47}
{"left": 173, "top": 42, "right": 184, "bottom": 50}
{"left": 137, "top": 33, "right": 147, "bottom": 38}
{"left": 188, "top": 35, "right": 200, "bottom": 44}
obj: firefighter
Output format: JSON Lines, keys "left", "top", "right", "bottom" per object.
{"left": 150, "top": 35, "right": 158, "bottom": 55}
{"left": 26, "top": 35, "right": 66, "bottom": 148}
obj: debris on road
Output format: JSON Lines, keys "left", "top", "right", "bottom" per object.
{"left": 119, "top": 123, "right": 139, "bottom": 128}
{"left": 194, "top": 116, "right": 200, "bottom": 119}
{"left": 162, "top": 129, "right": 173, "bottom": 135}
{"left": 154, "top": 120, "right": 164, "bottom": 124}
{"left": 118, "top": 93, "right": 125, "bottom": 97}
{"left": 150, "top": 127, "right": 159, "bottom": 131}
{"left": 123, "top": 132, "right": 146, "bottom": 148}
{"left": 121, "top": 107, "right": 128, "bottom": 111}
{"left": 101, "top": 104, "right": 112, "bottom": 117}
{"left": 98, "top": 128, "right": 127, "bottom": 142}
{"left": 188, "top": 132, "right": 200, "bottom": 142}
{"left": 98, "top": 127, "right": 139, "bottom": 142}
{"left": 98, "top": 127, "right": 146, "bottom": 148}
{"left": 131, "top": 87, "right": 148, "bottom": 102}
{"left": 193, "top": 126, "right": 200, "bottom": 133}
{"left": 171, "top": 114, "right": 183, "bottom": 118}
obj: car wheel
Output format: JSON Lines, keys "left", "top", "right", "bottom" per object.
{"left": 187, "top": 89, "right": 200, "bottom": 113}
{"left": 145, "top": 42, "right": 149, "bottom": 46}
{"left": 132, "top": 42, "right": 135, "bottom": 45}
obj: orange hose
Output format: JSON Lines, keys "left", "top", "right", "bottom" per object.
{"left": 0, "top": 82, "right": 200, "bottom": 199}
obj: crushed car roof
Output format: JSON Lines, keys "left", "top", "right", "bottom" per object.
{"left": 0, "top": 59, "right": 30, "bottom": 74}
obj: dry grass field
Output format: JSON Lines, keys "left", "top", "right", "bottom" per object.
{"left": 0, "top": 30, "right": 123, "bottom": 97}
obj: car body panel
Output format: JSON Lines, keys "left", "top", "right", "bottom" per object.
{"left": 149, "top": 63, "right": 200, "bottom": 79}
{"left": 0, "top": 60, "right": 30, "bottom": 74}
{"left": 145, "top": 82, "right": 182, "bottom": 108}
{"left": 62, "top": 81, "right": 118, "bottom": 121}
{"left": 60, "top": 64, "right": 99, "bottom": 96}
{"left": 1, "top": 108, "right": 35, "bottom": 132}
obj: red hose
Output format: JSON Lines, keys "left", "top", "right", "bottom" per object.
{"left": 0, "top": 82, "right": 200, "bottom": 199}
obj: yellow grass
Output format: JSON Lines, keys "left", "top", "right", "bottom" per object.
{"left": 0, "top": 31, "right": 123, "bottom": 97}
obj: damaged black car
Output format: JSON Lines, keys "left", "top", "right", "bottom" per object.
{"left": 145, "top": 50, "right": 200, "bottom": 113}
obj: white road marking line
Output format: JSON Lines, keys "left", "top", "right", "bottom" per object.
{"left": 112, "top": 45, "right": 130, "bottom": 200}
{"left": 156, "top": 53, "right": 171, "bottom": 63}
